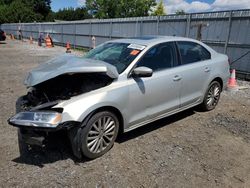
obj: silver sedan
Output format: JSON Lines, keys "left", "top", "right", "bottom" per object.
{"left": 9, "top": 36, "right": 230, "bottom": 159}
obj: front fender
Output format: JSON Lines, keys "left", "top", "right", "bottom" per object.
{"left": 54, "top": 85, "right": 128, "bottom": 124}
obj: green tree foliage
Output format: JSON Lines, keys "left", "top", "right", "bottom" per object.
{"left": 31, "top": 0, "right": 51, "bottom": 19}
{"left": 86, "top": 0, "right": 157, "bottom": 19}
{"left": 5, "top": 1, "right": 42, "bottom": 22}
{"left": 54, "top": 7, "right": 91, "bottom": 21}
{"left": 0, "top": 0, "right": 13, "bottom": 5}
{"left": 175, "top": 9, "right": 186, "bottom": 15}
{"left": 0, "top": 5, "right": 8, "bottom": 23}
{"left": 0, "top": 0, "right": 159, "bottom": 23}
{"left": 152, "top": 0, "right": 166, "bottom": 16}
{"left": 0, "top": 0, "right": 51, "bottom": 23}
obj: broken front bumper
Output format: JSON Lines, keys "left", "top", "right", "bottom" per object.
{"left": 9, "top": 111, "right": 78, "bottom": 147}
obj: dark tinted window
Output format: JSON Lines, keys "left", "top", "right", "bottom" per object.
{"left": 137, "top": 42, "right": 176, "bottom": 71}
{"left": 177, "top": 41, "right": 211, "bottom": 65}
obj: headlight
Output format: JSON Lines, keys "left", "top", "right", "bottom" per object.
{"left": 9, "top": 111, "right": 62, "bottom": 128}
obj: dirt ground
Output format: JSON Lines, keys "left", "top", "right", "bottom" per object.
{"left": 0, "top": 39, "right": 250, "bottom": 188}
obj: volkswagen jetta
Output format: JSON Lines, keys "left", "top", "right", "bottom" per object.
{"left": 8, "top": 36, "right": 230, "bottom": 159}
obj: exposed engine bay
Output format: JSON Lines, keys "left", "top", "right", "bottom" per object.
{"left": 18, "top": 73, "right": 113, "bottom": 111}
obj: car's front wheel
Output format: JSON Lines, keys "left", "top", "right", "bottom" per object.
{"left": 80, "top": 111, "right": 119, "bottom": 159}
{"left": 201, "top": 81, "right": 222, "bottom": 111}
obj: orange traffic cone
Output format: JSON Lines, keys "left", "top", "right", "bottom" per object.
{"left": 45, "top": 35, "right": 52, "bottom": 48}
{"left": 227, "top": 69, "right": 238, "bottom": 91}
{"left": 29, "top": 36, "right": 33, "bottom": 44}
{"left": 66, "top": 42, "right": 71, "bottom": 53}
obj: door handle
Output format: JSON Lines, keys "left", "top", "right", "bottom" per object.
{"left": 205, "top": 67, "right": 210, "bottom": 72}
{"left": 173, "top": 75, "right": 182, "bottom": 81}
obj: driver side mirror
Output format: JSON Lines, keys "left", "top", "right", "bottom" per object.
{"left": 132, "top": 66, "right": 153, "bottom": 78}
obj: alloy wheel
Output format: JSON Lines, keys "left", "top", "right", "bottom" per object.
{"left": 87, "top": 116, "right": 116, "bottom": 153}
{"left": 206, "top": 83, "right": 220, "bottom": 108}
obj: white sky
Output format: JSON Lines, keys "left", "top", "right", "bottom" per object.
{"left": 164, "top": 0, "right": 250, "bottom": 13}
{"left": 77, "top": 0, "right": 250, "bottom": 14}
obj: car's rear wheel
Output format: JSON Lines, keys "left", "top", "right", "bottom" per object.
{"left": 201, "top": 81, "right": 221, "bottom": 111}
{"left": 80, "top": 111, "right": 119, "bottom": 159}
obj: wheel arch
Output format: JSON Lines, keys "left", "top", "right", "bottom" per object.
{"left": 68, "top": 105, "right": 125, "bottom": 159}
{"left": 212, "top": 77, "right": 223, "bottom": 89}
{"left": 85, "top": 106, "right": 125, "bottom": 134}
{"left": 200, "top": 76, "right": 222, "bottom": 111}
{"left": 202, "top": 76, "right": 224, "bottom": 102}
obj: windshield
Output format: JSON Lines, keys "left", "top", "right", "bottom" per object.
{"left": 84, "top": 42, "right": 145, "bottom": 73}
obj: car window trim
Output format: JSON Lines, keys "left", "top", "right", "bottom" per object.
{"left": 128, "top": 41, "right": 178, "bottom": 78}
{"left": 174, "top": 42, "right": 182, "bottom": 66}
{"left": 176, "top": 41, "right": 212, "bottom": 65}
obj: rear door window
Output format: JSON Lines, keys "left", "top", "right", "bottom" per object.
{"left": 177, "top": 41, "right": 211, "bottom": 65}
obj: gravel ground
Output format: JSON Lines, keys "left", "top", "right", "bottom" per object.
{"left": 0, "top": 39, "right": 250, "bottom": 188}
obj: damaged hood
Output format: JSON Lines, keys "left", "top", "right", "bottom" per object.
{"left": 24, "top": 54, "right": 119, "bottom": 87}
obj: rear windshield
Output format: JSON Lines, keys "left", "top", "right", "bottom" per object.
{"left": 84, "top": 42, "right": 145, "bottom": 73}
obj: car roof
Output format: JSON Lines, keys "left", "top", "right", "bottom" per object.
{"left": 110, "top": 35, "right": 216, "bottom": 55}
{"left": 111, "top": 36, "right": 197, "bottom": 46}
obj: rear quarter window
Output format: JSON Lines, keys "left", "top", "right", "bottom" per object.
{"left": 177, "top": 41, "right": 211, "bottom": 65}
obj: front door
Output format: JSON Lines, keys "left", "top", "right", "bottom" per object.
{"left": 127, "top": 42, "right": 181, "bottom": 127}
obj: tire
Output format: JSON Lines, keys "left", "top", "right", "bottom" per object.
{"left": 200, "top": 81, "right": 222, "bottom": 111}
{"left": 80, "top": 111, "right": 119, "bottom": 159}
{"left": 17, "top": 129, "right": 31, "bottom": 157}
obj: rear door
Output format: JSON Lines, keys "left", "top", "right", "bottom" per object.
{"left": 176, "top": 41, "right": 212, "bottom": 107}
{"left": 127, "top": 42, "right": 181, "bottom": 127}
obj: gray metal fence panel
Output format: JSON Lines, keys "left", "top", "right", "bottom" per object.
{"left": 159, "top": 21, "right": 186, "bottom": 36}
{"left": 63, "top": 24, "right": 75, "bottom": 34}
{"left": 95, "top": 36, "right": 110, "bottom": 46}
{"left": 229, "top": 47, "right": 250, "bottom": 72}
{"left": 1, "top": 9, "right": 250, "bottom": 74}
{"left": 53, "top": 24, "right": 62, "bottom": 34}
{"left": 201, "top": 20, "right": 228, "bottom": 41}
{"left": 112, "top": 22, "right": 137, "bottom": 37}
{"left": 141, "top": 21, "right": 158, "bottom": 35}
{"left": 92, "top": 23, "right": 110, "bottom": 36}
{"left": 75, "top": 35, "right": 90, "bottom": 46}
{"left": 51, "top": 33, "right": 61, "bottom": 43}
{"left": 76, "top": 23, "right": 90, "bottom": 35}
{"left": 62, "top": 34, "right": 74, "bottom": 44}
{"left": 230, "top": 19, "right": 250, "bottom": 44}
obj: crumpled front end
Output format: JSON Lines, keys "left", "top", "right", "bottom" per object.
{"left": 24, "top": 54, "right": 118, "bottom": 87}
{"left": 8, "top": 54, "right": 117, "bottom": 130}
